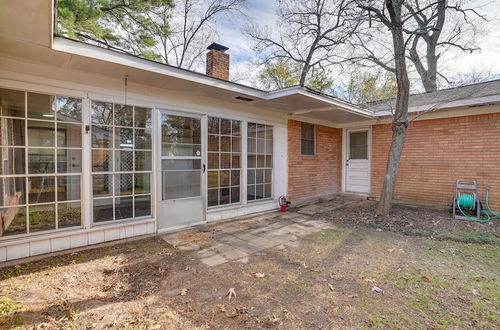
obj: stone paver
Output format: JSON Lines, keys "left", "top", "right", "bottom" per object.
{"left": 160, "top": 195, "right": 360, "bottom": 266}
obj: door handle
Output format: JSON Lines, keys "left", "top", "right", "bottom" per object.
{"left": 202, "top": 164, "right": 206, "bottom": 173}
{"left": 346, "top": 159, "right": 349, "bottom": 166}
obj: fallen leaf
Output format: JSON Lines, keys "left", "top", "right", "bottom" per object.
{"left": 328, "top": 283, "right": 334, "bottom": 291}
{"left": 179, "top": 288, "right": 187, "bottom": 296}
{"left": 227, "top": 288, "right": 236, "bottom": 299}
{"left": 252, "top": 272, "right": 265, "bottom": 278}
{"left": 471, "top": 288, "right": 480, "bottom": 296}
{"left": 372, "top": 286, "right": 383, "bottom": 293}
{"left": 348, "top": 294, "right": 358, "bottom": 298}
{"left": 364, "top": 278, "right": 376, "bottom": 283}
{"left": 376, "top": 228, "right": 383, "bottom": 232}
{"left": 217, "top": 304, "right": 226, "bottom": 313}
{"left": 421, "top": 275, "right": 430, "bottom": 282}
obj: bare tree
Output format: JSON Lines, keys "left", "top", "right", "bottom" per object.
{"left": 247, "top": 0, "right": 361, "bottom": 87}
{"left": 151, "top": 0, "right": 245, "bottom": 70}
{"left": 406, "top": 0, "right": 487, "bottom": 92}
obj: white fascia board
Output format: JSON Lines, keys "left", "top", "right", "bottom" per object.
{"left": 52, "top": 38, "right": 374, "bottom": 118}
{"left": 52, "top": 37, "right": 267, "bottom": 98}
{"left": 266, "top": 87, "right": 374, "bottom": 118}
{"left": 373, "top": 95, "right": 500, "bottom": 117}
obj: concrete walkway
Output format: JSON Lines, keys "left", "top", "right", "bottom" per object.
{"left": 161, "top": 196, "right": 359, "bottom": 266}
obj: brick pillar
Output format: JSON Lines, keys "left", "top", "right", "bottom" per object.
{"left": 206, "top": 43, "right": 229, "bottom": 80}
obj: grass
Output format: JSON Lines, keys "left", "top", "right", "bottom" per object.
{"left": 0, "top": 297, "right": 25, "bottom": 326}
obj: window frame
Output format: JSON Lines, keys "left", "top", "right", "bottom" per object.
{"left": 300, "top": 122, "right": 316, "bottom": 156}
{"left": 0, "top": 88, "right": 84, "bottom": 240}
{"left": 247, "top": 122, "right": 273, "bottom": 202}
{"left": 90, "top": 100, "right": 153, "bottom": 225}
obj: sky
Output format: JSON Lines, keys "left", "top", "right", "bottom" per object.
{"left": 212, "top": 0, "right": 500, "bottom": 89}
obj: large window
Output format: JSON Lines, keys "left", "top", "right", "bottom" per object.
{"left": 301, "top": 122, "right": 315, "bottom": 155}
{"left": 0, "top": 88, "right": 82, "bottom": 238}
{"left": 247, "top": 122, "right": 273, "bottom": 201}
{"left": 91, "top": 101, "right": 152, "bottom": 223}
{"left": 207, "top": 117, "right": 241, "bottom": 207}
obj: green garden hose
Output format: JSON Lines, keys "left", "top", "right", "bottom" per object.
{"left": 456, "top": 190, "right": 499, "bottom": 223}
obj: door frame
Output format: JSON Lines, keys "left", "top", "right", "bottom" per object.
{"left": 155, "top": 108, "right": 208, "bottom": 234}
{"left": 341, "top": 126, "right": 372, "bottom": 195}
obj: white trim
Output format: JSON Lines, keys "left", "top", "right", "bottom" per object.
{"left": 343, "top": 126, "right": 372, "bottom": 195}
{"left": 156, "top": 220, "right": 206, "bottom": 235}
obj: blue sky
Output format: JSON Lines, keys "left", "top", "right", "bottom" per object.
{"left": 213, "top": 0, "right": 500, "bottom": 87}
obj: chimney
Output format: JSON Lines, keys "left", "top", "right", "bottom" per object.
{"left": 206, "top": 43, "right": 229, "bottom": 80}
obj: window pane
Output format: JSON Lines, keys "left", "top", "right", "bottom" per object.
{"left": 248, "top": 138, "right": 256, "bottom": 153}
{"left": 257, "top": 139, "right": 265, "bottom": 154}
{"left": 93, "top": 198, "right": 113, "bottom": 222}
{"left": 220, "top": 187, "right": 230, "bottom": 205}
{"left": 134, "top": 195, "right": 151, "bottom": 217}
{"left": 256, "top": 169, "right": 264, "bottom": 184}
{"left": 248, "top": 169, "right": 255, "bottom": 185}
{"left": 29, "top": 204, "right": 56, "bottom": 232}
{"left": 232, "top": 155, "right": 240, "bottom": 168}
{"left": 92, "top": 149, "right": 112, "bottom": 172}
{"left": 257, "top": 124, "right": 266, "bottom": 139}
{"left": 0, "top": 206, "right": 27, "bottom": 236}
{"left": 264, "top": 184, "right": 272, "bottom": 198}
{"left": 208, "top": 135, "right": 219, "bottom": 151}
{"left": 161, "top": 114, "right": 201, "bottom": 155}
{"left": 232, "top": 120, "right": 241, "bottom": 136}
{"left": 265, "top": 125, "right": 273, "bottom": 140}
{"left": 0, "top": 148, "right": 25, "bottom": 175}
{"left": 247, "top": 185, "right": 255, "bottom": 200}
{"left": 91, "top": 101, "right": 113, "bottom": 125}
{"left": 162, "top": 143, "right": 201, "bottom": 157}
{"left": 28, "top": 176, "right": 55, "bottom": 203}
{"left": 115, "top": 127, "right": 133, "bottom": 149}
{"left": 115, "top": 174, "right": 133, "bottom": 196}
{"left": 57, "top": 123, "right": 82, "bottom": 147}
{"left": 115, "top": 150, "right": 133, "bottom": 172}
{"left": 134, "top": 107, "right": 152, "bottom": 128}
{"left": 208, "top": 117, "right": 219, "bottom": 134}
{"left": 93, "top": 174, "right": 112, "bottom": 197}
{"left": 161, "top": 159, "right": 201, "bottom": 170}
{"left": 134, "top": 173, "right": 150, "bottom": 194}
{"left": 248, "top": 155, "right": 256, "bottom": 168}
{"left": 301, "top": 140, "right": 314, "bottom": 156}
{"left": 57, "top": 149, "right": 82, "bottom": 173}
{"left": 220, "top": 153, "right": 231, "bottom": 169}
{"left": 255, "top": 184, "right": 264, "bottom": 199}
{"left": 115, "top": 196, "right": 133, "bottom": 220}
{"left": 208, "top": 171, "right": 219, "bottom": 188}
{"left": 220, "top": 170, "right": 229, "bottom": 187}
{"left": 134, "top": 129, "right": 151, "bottom": 149}
{"left": 0, "top": 118, "right": 25, "bottom": 146}
{"left": 58, "top": 202, "right": 81, "bottom": 228}
{"left": 208, "top": 153, "right": 219, "bottom": 169}
{"left": 28, "top": 148, "right": 55, "bottom": 174}
{"left": 349, "top": 131, "right": 368, "bottom": 159}
{"left": 257, "top": 155, "right": 265, "bottom": 168}
{"left": 301, "top": 123, "right": 314, "bottom": 140}
{"left": 0, "top": 177, "right": 26, "bottom": 206}
{"left": 232, "top": 137, "right": 240, "bottom": 152}
{"left": 231, "top": 170, "right": 240, "bottom": 186}
{"left": 28, "top": 120, "right": 55, "bottom": 146}
{"left": 27, "top": 93, "right": 55, "bottom": 119}
{"left": 57, "top": 176, "right": 81, "bottom": 201}
{"left": 231, "top": 187, "right": 240, "bottom": 203}
{"left": 114, "top": 104, "right": 133, "bottom": 127}
{"left": 55, "top": 97, "right": 82, "bottom": 122}
{"left": 220, "top": 119, "right": 231, "bottom": 135}
{"left": 208, "top": 188, "right": 218, "bottom": 207}
{"left": 265, "top": 170, "right": 272, "bottom": 183}
{"left": 135, "top": 151, "right": 152, "bottom": 171}
{"left": 91, "top": 125, "right": 112, "bottom": 148}
{"left": 265, "top": 155, "right": 272, "bottom": 168}
{"left": 221, "top": 136, "right": 231, "bottom": 152}
{"left": 162, "top": 170, "right": 200, "bottom": 200}
{"left": 0, "top": 88, "right": 25, "bottom": 117}
{"left": 266, "top": 139, "right": 273, "bottom": 154}
{"left": 248, "top": 123, "right": 257, "bottom": 138}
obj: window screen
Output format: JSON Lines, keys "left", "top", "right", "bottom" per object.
{"left": 349, "top": 131, "right": 368, "bottom": 159}
{"left": 301, "top": 122, "right": 315, "bottom": 155}
{"left": 247, "top": 123, "right": 273, "bottom": 201}
{"left": 91, "top": 101, "right": 152, "bottom": 223}
{"left": 0, "top": 88, "right": 83, "bottom": 238}
{"left": 207, "top": 117, "right": 241, "bottom": 207}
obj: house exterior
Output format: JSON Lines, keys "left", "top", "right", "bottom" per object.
{"left": 0, "top": 1, "right": 498, "bottom": 262}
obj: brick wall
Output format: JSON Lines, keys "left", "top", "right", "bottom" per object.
{"left": 371, "top": 113, "right": 500, "bottom": 209}
{"left": 288, "top": 120, "right": 342, "bottom": 205}
{"left": 206, "top": 50, "right": 229, "bottom": 80}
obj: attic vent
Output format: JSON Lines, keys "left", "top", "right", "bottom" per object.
{"left": 235, "top": 96, "right": 254, "bottom": 102}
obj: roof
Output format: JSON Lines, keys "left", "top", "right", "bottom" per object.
{"left": 364, "top": 79, "right": 500, "bottom": 114}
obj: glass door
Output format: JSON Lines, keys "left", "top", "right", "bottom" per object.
{"left": 157, "top": 110, "right": 206, "bottom": 232}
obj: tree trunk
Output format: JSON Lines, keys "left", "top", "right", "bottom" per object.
{"left": 376, "top": 0, "right": 410, "bottom": 216}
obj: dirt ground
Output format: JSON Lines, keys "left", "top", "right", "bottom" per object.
{"left": 0, "top": 203, "right": 499, "bottom": 329}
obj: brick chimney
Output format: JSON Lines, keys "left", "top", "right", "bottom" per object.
{"left": 206, "top": 43, "right": 229, "bottom": 80}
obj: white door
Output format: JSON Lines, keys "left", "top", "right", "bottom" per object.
{"left": 345, "top": 129, "right": 370, "bottom": 194}
{"left": 157, "top": 110, "right": 206, "bottom": 232}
